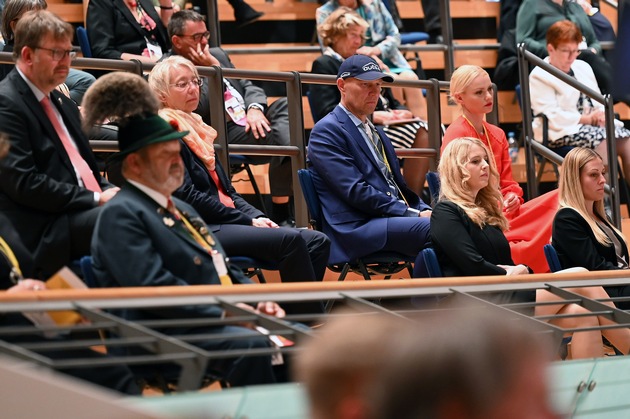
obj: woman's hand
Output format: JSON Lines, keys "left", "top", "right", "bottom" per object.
{"left": 503, "top": 192, "right": 521, "bottom": 214}
{"left": 391, "top": 109, "right": 414, "bottom": 119}
{"left": 498, "top": 264, "right": 530, "bottom": 275}
{"left": 255, "top": 301, "right": 286, "bottom": 318}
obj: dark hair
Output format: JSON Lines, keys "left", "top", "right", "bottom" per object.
{"left": 546, "top": 20, "right": 583, "bottom": 48}
{"left": 1, "top": 0, "right": 47, "bottom": 42}
{"left": 168, "top": 9, "right": 206, "bottom": 39}
{"left": 12, "top": 9, "right": 71, "bottom": 61}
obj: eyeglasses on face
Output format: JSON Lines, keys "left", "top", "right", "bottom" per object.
{"left": 177, "top": 31, "right": 211, "bottom": 43}
{"left": 556, "top": 47, "right": 581, "bottom": 56}
{"left": 169, "top": 78, "right": 204, "bottom": 90}
{"left": 35, "top": 47, "right": 76, "bottom": 61}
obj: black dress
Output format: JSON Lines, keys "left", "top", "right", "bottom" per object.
{"left": 431, "top": 200, "right": 535, "bottom": 305}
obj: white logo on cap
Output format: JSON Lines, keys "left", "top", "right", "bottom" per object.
{"left": 340, "top": 71, "right": 351, "bottom": 78}
{"left": 362, "top": 63, "right": 380, "bottom": 72}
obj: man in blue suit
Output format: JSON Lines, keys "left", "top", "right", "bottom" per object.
{"left": 91, "top": 113, "right": 285, "bottom": 387}
{"left": 307, "top": 54, "right": 431, "bottom": 277}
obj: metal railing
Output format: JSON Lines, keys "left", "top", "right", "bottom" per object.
{"left": 517, "top": 45, "right": 621, "bottom": 228}
{"left": 2, "top": 271, "right": 630, "bottom": 391}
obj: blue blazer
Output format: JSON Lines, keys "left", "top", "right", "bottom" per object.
{"left": 91, "top": 183, "right": 251, "bottom": 322}
{"left": 307, "top": 105, "right": 430, "bottom": 264}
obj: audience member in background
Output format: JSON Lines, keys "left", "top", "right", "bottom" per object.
{"left": 311, "top": 8, "right": 429, "bottom": 196}
{"left": 186, "top": 0, "right": 263, "bottom": 28}
{"left": 317, "top": 0, "right": 428, "bottom": 120}
{"left": 84, "top": 72, "right": 286, "bottom": 387}
{"left": 295, "top": 307, "right": 561, "bottom": 419}
{"left": 308, "top": 54, "right": 431, "bottom": 277}
{"left": 432, "top": 137, "right": 630, "bottom": 358}
{"left": 529, "top": 20, "right": 630, "bottom": 180}
{"left": 443, "top": 65, "right": 556, "bottom": 272}
{"left": 0, "top": 10, "right": 117, "bottom": 278}
{"left": 516, "top": 0, "right": 614, "bottom": 98}
{"left": 87, "top": 0, "right": 171, "bottom": 63}
{"left": 553, "top": 147, "right": 630, "bottom": 310}
{"left": 575, "top": 0, "right": 616, "bottom": 46}
{"left": 148, "top": 57, "right": 330, "bottom": 297}
{"left": 0, "top": 0, "right": 95, "bottom": 104}
{"left": 0, "top": 134, "right": 140, "bottom": 395}
{"left": 165, "top": 10, "right": 295, "bottom": 226}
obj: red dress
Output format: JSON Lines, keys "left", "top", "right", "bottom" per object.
{"left": 442, "top": 116, "right": 558, "bottom": 273}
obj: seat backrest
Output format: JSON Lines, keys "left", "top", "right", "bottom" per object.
{"left": 421, "top": 248, "right": 442, "bottom": 277}
{"left": 297, "top": 169, "right": 323, "bottom": 231}
{"left": 543, "top": 244, "right": 562, "bottom": 273}
{"left": 79, "top": 255, "right": 97, "bottom": 287}
{"left": 76, "top": 26, "right": 92, "bottom": 58}
{"left": 425, "top": 171, "right": 441, "bottom": 205}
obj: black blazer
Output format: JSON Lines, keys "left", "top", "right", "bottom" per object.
{"left": 0, "top": 69, "right": 110, "bottom": 276}
{"left": 194, "top": 47, "right": 268, "bottom": 125}
{"left": 92, "top": 183, "right": 251, "bottom": 322}
{"left": 552, "top": 207, "right": 629, "bottom": 271}
{"left": 174, "top": 139, "right": 265, "bottom": 230}
{"left": 431, "top": 200, "right": 513, "bottom": 277}
{"left": 87, "top": 0, "right": 170, "bottom": 60}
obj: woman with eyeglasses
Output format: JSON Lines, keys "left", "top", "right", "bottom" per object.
{"left": 529, "top": 20, "right": 630, "bottom": 179}
{"left": 516, "top": 0, "right": 614, "bottom": 97}
{"left": 87, "top": 0, "right": 171, "bottom": 63}
{"left": 147, "top": 56, "right": 330, "bottom": 313}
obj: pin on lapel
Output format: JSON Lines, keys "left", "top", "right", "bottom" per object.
{"left": 163, "top": 217, "right": 174, "bottom": 227}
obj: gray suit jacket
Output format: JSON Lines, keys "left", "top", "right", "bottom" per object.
{"left": 194, "top": 47, "right": 268, "bottom": 125}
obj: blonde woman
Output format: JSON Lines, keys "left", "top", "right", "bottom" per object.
{"left": 443, "top": 64, "right": 558, "bottom": 273}
{"left": 432, "top": 137, "right": 630, "bottom": 358}
{"left": 553, "top": 147, "right": 630, "bottom": 310}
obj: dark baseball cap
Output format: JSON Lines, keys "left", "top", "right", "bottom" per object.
{"left": 337, "top": 54, "right": 394, "bottom": 82}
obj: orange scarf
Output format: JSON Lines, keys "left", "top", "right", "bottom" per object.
{"left": 159, "top": 108, "right": 217, "bottom": 171}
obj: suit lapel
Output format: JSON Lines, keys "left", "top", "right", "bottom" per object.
{"left": 11, "top": 73, "right": 78, "bottom": 177}
{"left": 334, "top": 106, "right": 387, "bottom": 179}
{"left": 125, "top": 183, "right": 211, "bottom": 255}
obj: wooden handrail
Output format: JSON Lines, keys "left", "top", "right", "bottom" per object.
{"left": 2, "top": 269, "right": 629, "bottom": 302}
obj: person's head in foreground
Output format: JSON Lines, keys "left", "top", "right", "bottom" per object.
{"left": 295, "top": 307, "right": 559, "bottom": 419}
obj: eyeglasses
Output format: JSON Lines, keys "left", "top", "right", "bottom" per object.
{"left": 35, "top": 47, "right": 76, "bottom": 61}
{"left": 557, "top": 48, "right": 581, "bottom": 56}
{"left": 177, "top": 31, "right": 211, "bottom": 43}
{"left": 169, "top": 78, "right": 203, "bottom": 90}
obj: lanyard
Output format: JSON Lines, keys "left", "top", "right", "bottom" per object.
{"left": 462, "top": 115, "right": 499, "bottom": 171}
{"left": 0, "top": 236, "right": 23, "bottom": 284}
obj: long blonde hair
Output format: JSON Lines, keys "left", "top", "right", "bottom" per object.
{"left": 559, "top": 147, "right": 623, "bottom": 246}
{"left": 439, "top": 137, "right": 508, "bottom": 230}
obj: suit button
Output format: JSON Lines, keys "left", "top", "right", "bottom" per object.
{"left": 193, "top": 256, "right": 202, "bottom": 265}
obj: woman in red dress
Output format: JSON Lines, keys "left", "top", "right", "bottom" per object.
{"left": 442, "top": 65, "right": 558, "bottom": 272}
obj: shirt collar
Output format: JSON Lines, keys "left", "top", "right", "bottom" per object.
{"left": 128, "top": 179, "right": 169, "bottom": 209}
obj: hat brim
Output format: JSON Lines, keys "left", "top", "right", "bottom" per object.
{"left": 108, "top": 129, "right": 189, "bottom": 163}
{"left": 353, "top": 71, "right": 394, "bottom": 83}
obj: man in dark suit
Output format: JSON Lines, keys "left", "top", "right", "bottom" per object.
{"left": 307, "top": 55, "right": 431, "bottom": 277}
{"left": 166, "top": 10, "right": 294, "bottom": 226}
{"left": 91, "top": 112, "right": 284, "bottom": 386}
{"left": 0, "top": 10, "right": 118, "bottom": 278}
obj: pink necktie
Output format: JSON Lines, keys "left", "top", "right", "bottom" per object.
{"left": 40, "top": 96, "right": 102, "bottom": 193}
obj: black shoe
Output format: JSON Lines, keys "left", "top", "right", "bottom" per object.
{"left": 235, "top": 10, "right": 264, "bottom": 28}
{"left": 427, "top": 34, "right": 444, "bottom": 44}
